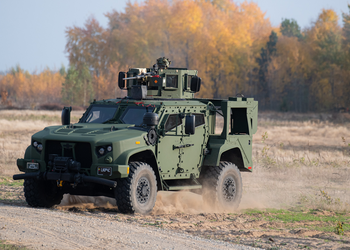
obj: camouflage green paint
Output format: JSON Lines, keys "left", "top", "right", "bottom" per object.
{"left": 15, "top": 63, "right": 258, "bottom": 196}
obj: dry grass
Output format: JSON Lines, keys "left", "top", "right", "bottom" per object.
{"left": 241, "top": 113, "right": 350, "bottom": 212}
{"left": 0, "top": 110, "right": 83, "bottom": 176}
{"left": 1, "top": 110, "right": 349, "bottom": 212}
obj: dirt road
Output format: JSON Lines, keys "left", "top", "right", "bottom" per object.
{"left": 0, "top": 203, "right": 258, "bottom": 250}
{"left": 1, "top": 112, "right": 350, "bottom": 249}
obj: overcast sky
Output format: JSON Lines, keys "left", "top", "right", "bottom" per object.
{"left": 0, "top": 0, "right": 349, "bottom": 73}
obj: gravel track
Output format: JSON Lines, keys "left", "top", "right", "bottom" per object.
{"left": 0, "top": 203, "right": 260, "bottom": 250}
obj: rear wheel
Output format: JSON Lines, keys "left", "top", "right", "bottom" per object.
{"left": 115, "top": 162, "right": 157, "bottom": 214}
{"left": 24, "top": 179, "right": 63, "bottom": 208}
{"left": 202, "top": 161, "right": 242, "bottom": 211}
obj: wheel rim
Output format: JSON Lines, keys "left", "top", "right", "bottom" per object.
{"left": 136, "top": 177, "right": 150, "bottom": 204}
{"left": 222, "top": 176, "right": 236, "bottom": 202}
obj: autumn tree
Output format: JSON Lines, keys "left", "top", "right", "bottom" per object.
{"left": 256, "top": 31, "right": 278, "bottom": 109}
{"left": 62, "top": 1, "right": 350, "bottom": 112}
{"left": 0, "top": 65, "right": 64, "bottom": 108}
{"left": 342, "top": 5, "right": 350, "bottom": 108}
{"left": 64, "top": 0, "right": 272, "bottom": 101}
{"left": 342, "top": 5, "right": 350, "bottom": 47}
{"left": 62, "top": 64, "right": 93, "bottom": 106}
{"left": 305, "top": 9, "right": 342, "bottom": 111}
{"left": 281, "top": 19, "right": 303, "bottom": 39}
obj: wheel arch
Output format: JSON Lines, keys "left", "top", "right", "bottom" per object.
{"left": 128, "top": 150, "right": 162, "bottom": 191}
{"left": 24, "top": 145, "right": 32, "bottom": 159}
{"left": 220, "top": 148, "right": 249, "bottom": 172}
{"left": 203, "top": 146, "right": 250, "bottom": 172}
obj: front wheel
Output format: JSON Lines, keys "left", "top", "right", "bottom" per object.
{"left": 202, "top": 161, "right": 242, "bottom": 211}
{"left": 115, "top": 162, "right": 157, "bottom": 214}
{"left": 24, "top": 179, "right": 63, "bottom": 208}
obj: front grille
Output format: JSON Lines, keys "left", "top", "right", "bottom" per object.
{"left": 45, "top": 140, "right": 92, "bottom": 169}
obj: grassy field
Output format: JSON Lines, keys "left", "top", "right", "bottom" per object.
{"left": 0, "top": 240, "right": 28, "bottom": 250}
{"left": 247, "top": 113, "right": 350, "bottom": 213}
{"left": 1, "top": 110, "right": 349, "bottom": 211}
{"left": 0, "top": 110, "right": 83, "bottom": 176}
{"left": 0, "top": 110, "right": 349, "bottom": 249}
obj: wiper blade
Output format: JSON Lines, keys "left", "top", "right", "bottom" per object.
{"left": 103, "top": 118, "right": 116, "bottom": 124}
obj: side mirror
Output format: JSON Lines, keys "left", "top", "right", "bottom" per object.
{"left": 61, "top": 106, "right": 72, "bottom": 125}
{"left": 143, "top": 112, "right": 159, "bottom": 128}
{"left": 185, "top": 115, "right": 195, "bottom": 135}
{"left": 118, "top": 72, "right": 126, "bottom": 89}
{"left": 190, "top": 76, "right": 201, "bottom": 92}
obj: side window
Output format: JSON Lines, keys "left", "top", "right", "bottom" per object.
{"left": 121, "top": 106, "right": 155, "bottom": 125}
{"left": 164, "top": 114, "right": 182, "bottom": 131}
{"left": 230, "top": 108, "right": 249, "bottom": 134}
{"left": 166, "top": 75, "right": 178, "bottom": 88}
{"left": 187, "top": 75, "right": 192, "bottom": 89}
{"left": 194, "top": 113, "right": 205, "bottom": 127}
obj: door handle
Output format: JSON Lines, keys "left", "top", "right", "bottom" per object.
{"left": 173, "top": 144, "right": 194, "bottom": 150}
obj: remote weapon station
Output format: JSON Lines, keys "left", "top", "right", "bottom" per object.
{"left": 14, "top": 58, "right": 258, "bottom": 214}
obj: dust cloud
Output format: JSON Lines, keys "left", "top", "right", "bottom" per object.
{"left": 58, "top": 160, "right": 350, "bottom": 214}
{"left": 58, "top": 191, "right": 231, "bottom": 214}
{"left": 58, "top": 185, "right": 274, "bottom": 215}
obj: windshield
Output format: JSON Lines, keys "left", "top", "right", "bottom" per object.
{"left": 80, "top": 105, "right": 119, "bottom": 123}
{"left": 121, "top": 107, "right": 155, "bottom": 125}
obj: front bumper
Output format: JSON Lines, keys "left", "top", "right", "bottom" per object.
{"left": 13, "top": 171, "right": 117, "bottom": 188}
{"left": 17, "top": 158, "right": 130, "bottom": 179}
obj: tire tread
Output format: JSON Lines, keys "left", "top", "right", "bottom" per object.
{"left": 202, "top": 161, "right": 242, "bottom": 210}
{"left": 115, "top": 162, "right": 157, "bottom": 214}
{"left": 24, "top": 179, "right": 63, "bottom": 208}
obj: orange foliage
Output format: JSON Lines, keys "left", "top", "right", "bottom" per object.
{"left": 65, "top": 0, "right": 272, "bottom": 100}
{"left": 0, "top": 68, "right": 64, "bottom": 108}
{"left": 2, "top": 1, "right": 350, "bottom": 112}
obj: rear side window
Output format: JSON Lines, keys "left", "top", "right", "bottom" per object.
{"left": 194, "top": 113, "right": 205, "bottom": 127}
{"left": 164, "top": 114, "right": 182, "bottom": 131}
{"left": 230, "top": 108, "right": 249, "bottom": 134}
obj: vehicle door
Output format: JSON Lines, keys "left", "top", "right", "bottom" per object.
{"left": 156, "top": 113, "right": 183, "bottom": 180}
{"left": 180, "top": 113, "right": 207, "bottom": 178}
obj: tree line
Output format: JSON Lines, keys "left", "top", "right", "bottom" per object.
{"left": 1, "top": 0, "right": 350, "bottom": 112}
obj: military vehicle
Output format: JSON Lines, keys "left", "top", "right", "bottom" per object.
{"left": 14, "top": 57, "right": 258, "bottom": 214}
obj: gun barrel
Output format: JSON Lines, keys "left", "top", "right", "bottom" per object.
{"left": 123, "top": 72, "right": 153, "bottom": 80}
{"left": 123, "top": 76, "right": 140, "bottom": 80}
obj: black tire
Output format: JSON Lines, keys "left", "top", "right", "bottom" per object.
{"left": 202, "top": 161, "right": 242, "bottom": 211}
{"left": 24, "top": 179, "right": 63, "bottom": 208}
{"left": 115, "top": 162, "right": 157, "bottom": 214}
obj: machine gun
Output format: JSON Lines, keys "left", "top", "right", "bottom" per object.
{"left": 123, "top": 71, "right": 155, "bottom": 81}
{"left": 118, "top": 57, "right": 201, "bottom": 100}
{"left": 122, "top": 57, "right": 171, "bottom": 81}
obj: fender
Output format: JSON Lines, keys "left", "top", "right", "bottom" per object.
{"left": 204, "top": 140, "right": 248, "bottom": 169}
{"left": 115, "top": 146, "right": 156, "bottom": 165}
{"left": 24, "top": 145, "right": 31, "bottom": 159}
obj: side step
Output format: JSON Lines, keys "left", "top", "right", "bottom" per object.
{"left": 165, "top": 184, "right": 202, "bottom": 191}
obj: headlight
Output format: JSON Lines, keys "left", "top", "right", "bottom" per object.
{"left": 96, "top": 145, "right": 112, "bottom": 157}
{"left": 32, "top": 140, "right": 42, "bottom": 153}
{"left": 99, "top": 147, "right": 105, "bottom": 155}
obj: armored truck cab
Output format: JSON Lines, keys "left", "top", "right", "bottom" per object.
{"left": 14, "top": 58, "right": 258, "bottom": 214}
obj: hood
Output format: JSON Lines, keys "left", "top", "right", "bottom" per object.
{"left": 33, "top": 123, "right": 147, "bottom": 143}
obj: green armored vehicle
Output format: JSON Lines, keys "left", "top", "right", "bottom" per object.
{"left": 14, "top": 58, "right": 258, "bottom": 214}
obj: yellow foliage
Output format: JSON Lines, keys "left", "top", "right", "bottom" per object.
{"left": 2, "top": 1, "right": 349, "bottom": 112}
{"left": 0, "top": 69, "right": 64, "bottom": 108}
